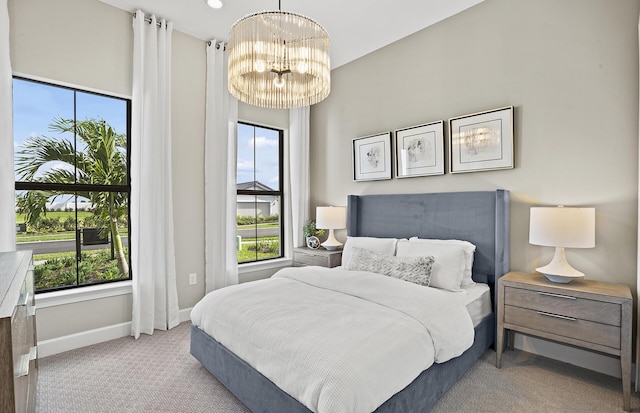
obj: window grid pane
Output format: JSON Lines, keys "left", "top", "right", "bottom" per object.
{"left": 237, "top": 122, "right": 283, "bottom": 264}
{"left": 13, "top": 77, "right": 131, "bottom": 293}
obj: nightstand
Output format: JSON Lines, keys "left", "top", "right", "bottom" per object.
{"left": 496, "top": 271, "right": 632, "bottom": 411}
{"left": 293, "top": 247, "right": 342, "bottom": 268}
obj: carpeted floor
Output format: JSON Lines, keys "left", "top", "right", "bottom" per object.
{"left": 36, "top": 321, "right": 636, "bottom": 412}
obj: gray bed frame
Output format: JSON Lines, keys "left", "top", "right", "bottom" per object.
{"left": 191, "top": 190, "right": 510, "bottom": 413}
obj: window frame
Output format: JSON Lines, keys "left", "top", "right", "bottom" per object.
{"left": 237, "top": 121, "right": 285, "bottom": 264}
{"left": 13, "top": 76, "right": 132, "bottom": 293}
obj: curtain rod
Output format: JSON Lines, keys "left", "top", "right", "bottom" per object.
{"left": 207, "top": 40, "right": 226, "bottom": 50}
{"left": 132, "top": 12, "right": 165, "bottom": 28}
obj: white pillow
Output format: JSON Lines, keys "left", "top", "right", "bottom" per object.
{"left": 341, "top": 236, "right": 399, "bottom": 267}
{"left": 409, "top": 237, "right": 476, "bottom": 287}
{"left": 397, "top": 240, "right": 466, "bottom": 291}
{"left": 347, "top": 247, "right": 434, "bottom": 287}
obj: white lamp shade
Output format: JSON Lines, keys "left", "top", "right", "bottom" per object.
{"left": 315, "top": 206, "right": 346, "bottom": 230}
{"left": 529, "top": 207, "right": 595, "bottom": 248}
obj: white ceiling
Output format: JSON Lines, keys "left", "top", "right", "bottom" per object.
{"left": 99, "top": 0, "right": 484, "bottom": 69}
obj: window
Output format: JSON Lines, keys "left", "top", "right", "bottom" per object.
{"left": 236, "top": 122, "right": 284, "bottom": 263}
{"left": 13, "top": 77, "right": 131, "bottom": 292}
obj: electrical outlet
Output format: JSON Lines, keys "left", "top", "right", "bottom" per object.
{"left": 188, "top": 273, "right": 197, "bottom": 285}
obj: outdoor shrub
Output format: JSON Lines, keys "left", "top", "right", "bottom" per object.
{"left": 237, "top": 214, "right": 279, "bottom": 225}
{"left": 37, "top": 216, "right": 63, "bottom": 232}
{"left": 63, "top": 216, "right": 75, "bottom": 231}
{"left": 257, "top": 240, "right": 279, "bottom": 253}
{"left": 237, "top": 215, "right": 255, "bottom": 225}
{"left": 34, "top": 249, "right": 128, "bottom": 291}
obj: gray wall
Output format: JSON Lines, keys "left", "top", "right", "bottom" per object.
{"left": 311, "top": 0, "right": 639, "bottom": 290}
{"left": 8, "top": 0, "right": 288, "bottom": 341}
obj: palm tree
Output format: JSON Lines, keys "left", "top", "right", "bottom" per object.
{"left": 15, "top": 117, "right": 129, "bottom": 275}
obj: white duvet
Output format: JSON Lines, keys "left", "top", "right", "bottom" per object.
{"left": 190, "top": 266, "right": 474, "bottom": 413}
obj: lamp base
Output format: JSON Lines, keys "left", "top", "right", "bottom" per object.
{"left": 321, "top": 229, "right": 343, "bottom": 251}
{"left": 536, "top": 247, "right": 585, "bottom": 283}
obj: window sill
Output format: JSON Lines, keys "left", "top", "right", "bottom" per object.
{"left": 238, "top": 257, "right": 292, "bottom": 275}
{"left": 36, "top": 280, "right": 133, "bottom": 309}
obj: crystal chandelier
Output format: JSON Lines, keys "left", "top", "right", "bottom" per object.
{"left": 227, "top": 4, "right": 330, "bottom": 109}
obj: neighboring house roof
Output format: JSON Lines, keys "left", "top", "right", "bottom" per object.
{"left": 237, "top": 181, "right": 275, "bottom": 191}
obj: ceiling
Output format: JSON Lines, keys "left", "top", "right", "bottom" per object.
{"left": 99, "top": 0, "right": 484, "bottom": 69}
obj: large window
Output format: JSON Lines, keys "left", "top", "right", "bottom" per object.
{"left": 13, "top": 77, "right": 131, "bottom": 292}
{"left": 236, "top": 122, "right": 283, "bottom": 263}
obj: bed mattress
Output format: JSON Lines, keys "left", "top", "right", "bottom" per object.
{"left": 459, "top": 283, "right": 492, "bottom": 327}
{"left": 329, "top": 267, "right": 491, "bottom": 327}
{"left": 191, "top": 266, "right": 476, "bottom": 413}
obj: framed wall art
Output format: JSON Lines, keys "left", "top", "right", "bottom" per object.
{"left": 352, "top": 132, "right": 392, "bottom": 181}
{"left": 395, "top": 120, "right": 444, "bottom": 178}
{"left": 449, "top": 106, "right": 514, "bottom": 173}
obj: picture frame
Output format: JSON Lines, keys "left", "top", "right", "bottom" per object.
{"left": 394, "top": 120, "right": 445, "bottom": 178}
{"left": 449, "top": 106, "right": 514, "bottom": 173}
{"left": 352, "top": 132, "right": 392, "bottom": 181}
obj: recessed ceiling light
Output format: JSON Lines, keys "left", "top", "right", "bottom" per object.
{"left": 205, "top": 0, "right": 223, "bottom": 9}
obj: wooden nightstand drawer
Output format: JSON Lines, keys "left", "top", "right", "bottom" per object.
{"left": 293, "top": 247, "right": 342, "bottom": 268}
{"left": 504, "top": 305, "right": 620, "bottom": 349}
{"left": 497, "top": 271, "right": 633, "bottom": 411}
{"left": 504, "top": 286, "right": 620, "bottom": 326}
{"left": 294, "top": 251, "right": 329, "bottom": 267}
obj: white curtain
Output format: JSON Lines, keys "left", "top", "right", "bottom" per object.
{"left": 0, "top": 0, "right": 15, "bottom": 252}
{"left": 204, "top": 40, "right": 239, "bottom": 294}
{"left": 287, "top": 107, "right": 311, "bottom": 250}
{"left": 131, "top": 10, "right": 179, "bottom": 339}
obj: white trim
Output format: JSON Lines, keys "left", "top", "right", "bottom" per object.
{"left": 38, "top": 321, "right": 131, "bottom": 357}
{"left": 38, "top": 306, "right": 194, "bottom": 357}
{"left": 12, "top": 71, "right": 132, "bottom": 100}
{"left": 179, "top": 307, "right": 193, "bottom": 323}
{"left": 36, "top": 280, "right": 133, "bottom": 309}
{"left": 238, "top": 257, "right": 292, "bottom": 275}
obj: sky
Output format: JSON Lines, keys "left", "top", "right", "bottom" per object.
{"left": 13, "top": 77, "right": 281, "bottom": 194}
{"left": 13, "top": 78, "right": 127, "bottom": 178}
{"left": 237, "top": 122, "right": 280, "bottom": 191}
{"left": 13, "top": 78, "right": 128, "bottom": 204}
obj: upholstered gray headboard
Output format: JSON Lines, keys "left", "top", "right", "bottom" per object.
{"left": 346, "top": 190, "right": 510, "bottom": 307}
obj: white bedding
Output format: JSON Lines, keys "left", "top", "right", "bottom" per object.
{"left": 191, "top": 266, "right": 475, "bottom": 413}
{"left": 459, "top": 283, "right": 492, "bottom": 327}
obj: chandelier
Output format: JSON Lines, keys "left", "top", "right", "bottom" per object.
{"left": 227, "top": 4, "right": 330, "bottom": 109}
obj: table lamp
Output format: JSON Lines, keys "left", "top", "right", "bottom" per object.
{"left": 529, "top": 206, "right": 595, "bottom": 283}
{"left": 316, "top": 206, "right": 346, "bottom": 250}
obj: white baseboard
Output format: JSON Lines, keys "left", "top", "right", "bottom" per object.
{"left": 38, "top": 307, "right": 193, "bottom": 358}
{"left": 514, "top": 334, "right": 625, "bottom": 378}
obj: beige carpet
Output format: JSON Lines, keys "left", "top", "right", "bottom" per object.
{"left": 36, "top": 321, "right": 636, "bottom": 412}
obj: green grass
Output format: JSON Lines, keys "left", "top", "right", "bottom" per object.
{"left": 237, "top": 223, "right": 279, "bottom": 229}
{"left": 16, "top": 229, "right": 128, "bottom": 243}
{"left": 34, "top": 251, "right": 76, "bottom": 262}
{"left": 238, "top": 237, "right": 280, "bottom": 262}
{"left": 238, "top": 249, "right": 280, "bottom": 262}
{"left": 16, "top": 211, "right": 94, "bottom": 223}
{"left": 17, "top": 231, "right": 76, "bottom": 242}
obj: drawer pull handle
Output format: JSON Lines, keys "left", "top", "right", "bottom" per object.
{"left": 14, "top": 354, "right": 29, "bottom": 378}
{"left": 537, "top": 291, "right": 576, "bottom": 300}
{"left": 13, "top": 347, "right": 37, "bottom": 378}
{"left": 536, "top": 311, "right": 577, "bottom": 321}
{"left": 17, "top": 291, "right": 31, "bottom": 307}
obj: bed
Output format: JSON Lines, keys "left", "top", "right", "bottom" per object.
{"left": 190, "top": 190, "right": 510, "bottom": 413}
